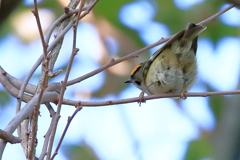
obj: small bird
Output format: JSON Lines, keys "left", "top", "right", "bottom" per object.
{"left": 125, "top": 23, "right": 206, "bottom": 98}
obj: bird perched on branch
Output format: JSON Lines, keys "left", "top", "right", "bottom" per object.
{"left": 125, "top": 23, "right": 206, "bottom": 99}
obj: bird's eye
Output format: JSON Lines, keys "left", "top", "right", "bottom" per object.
{"left": 134, "top": 80, "right": 141, "bottom": 86}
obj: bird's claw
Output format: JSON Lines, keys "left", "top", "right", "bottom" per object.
{"left": 180, "top": 91, "right": 187, "bottom": 100}
{"left": 138, "top": 92, "right": 146, "bottom": 107}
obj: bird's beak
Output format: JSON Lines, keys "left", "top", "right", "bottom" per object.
{"left": 124, "top": 79, "right": 131, "bottom": 83}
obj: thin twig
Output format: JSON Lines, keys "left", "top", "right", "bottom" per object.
{"left": 15, "top": 0, "right": 51, "bottom": 120}
{"left": 77, "top": 90, "right": 240, "bottom": 107}
{"left": 27, "top": 1, "right": 50, "bottom": 158}
{"left": 28, "top": 57, "right": 50, "bottom": 159}
{"left": 67, "top": 4, "right": 235, "bottom": 86}
{"left": 51, "top": 106, "right": 82, "bottom": 159}
{"left": 0, "top": 66, "right": 78, "bottom": 106}
{"left": 6, "top": 72, "right": 37, "bottom": 95}
{"left": 78, "top": 0, "right": 99, "bottom": 20}
{"left": 14, "top": 0, "right": 100, "bottom": 107}
{"left": 46, "top": 46, "right": 78, "bottom": 160}
{"left": 44, "top": 4, "right": 94, "bottom": 44}
{"left": 198, "top": 4, "right": 235, "bottom": 25}
{"left": 66, "top": 40, "right": 163, "bottom": 86}
{"left": 0, "top": 129, "right": 22, "bottom": 144}
{"left": 39, "top": 103, "right": 56, "bottom": 160}
{"left": 0, "top": 67, "right": 33, "bottom": 102}
{"left": 51, "top": 3, "right": 85, "bottom": 158}
{"left": 46, "top": 1, "right": 84, "bottom": 158}
{"left": 0, "top": 91, "right": 59, "bottom": 159}
{"left": 32, "top": 2, "right": 48, "bottom": 57}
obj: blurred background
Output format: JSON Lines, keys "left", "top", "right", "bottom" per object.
{"left": 1, "top": 0, "right": 240, "bottom": 160}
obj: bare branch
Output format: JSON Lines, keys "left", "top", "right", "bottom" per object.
{"left": 44, "top": 4, "right": 94, "bottom": 44}
{"left": 0, "top": 66, "right": 33, "bottom": 102}
{"left": 51, "top": 106, "right": 82, "bottom": 159}
{"left": 15, "top": 0, "right": 98, "bottom": 115}
{"left": 77, "top": 0, "right": 99, "bottom": 20}
{"left": 0, "top": 129, "right": 22, "bottom": 144}
{"left": 27, "top": 0, "right": 51, "bottom": 157}
{"left": 46, "top": 0, "right": 84, "bottom": 158}
{"left": 66, "top": 4, "right": 235, "bottom": 86}
{"left": 198, "top": 4, "right": 235, "bottom": 25}
{"left": 20, "top": 119, "right": 30, "bottom": 157}
{"left": 39, "top": 103, "right": 56, "bottom": 160}
{"left": 50, "top": 3, "right": 86, "bottom": 158}
{"left": 0, "top": 66, "right": 79, "bottom": 107}
{"left": 6, "top": 73, "right": 37, "bottom": 95}
{"left": 78, "top": 90, "right": 240, "bottom": 107}
{"left": 28, "top": 58, "right": 50, "bottom": 159}
{"left": 0, "top": 91, "right": 58, "bottom": 158}
{"left": 32, "top": 1, "right": 48, "bottom": 58}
